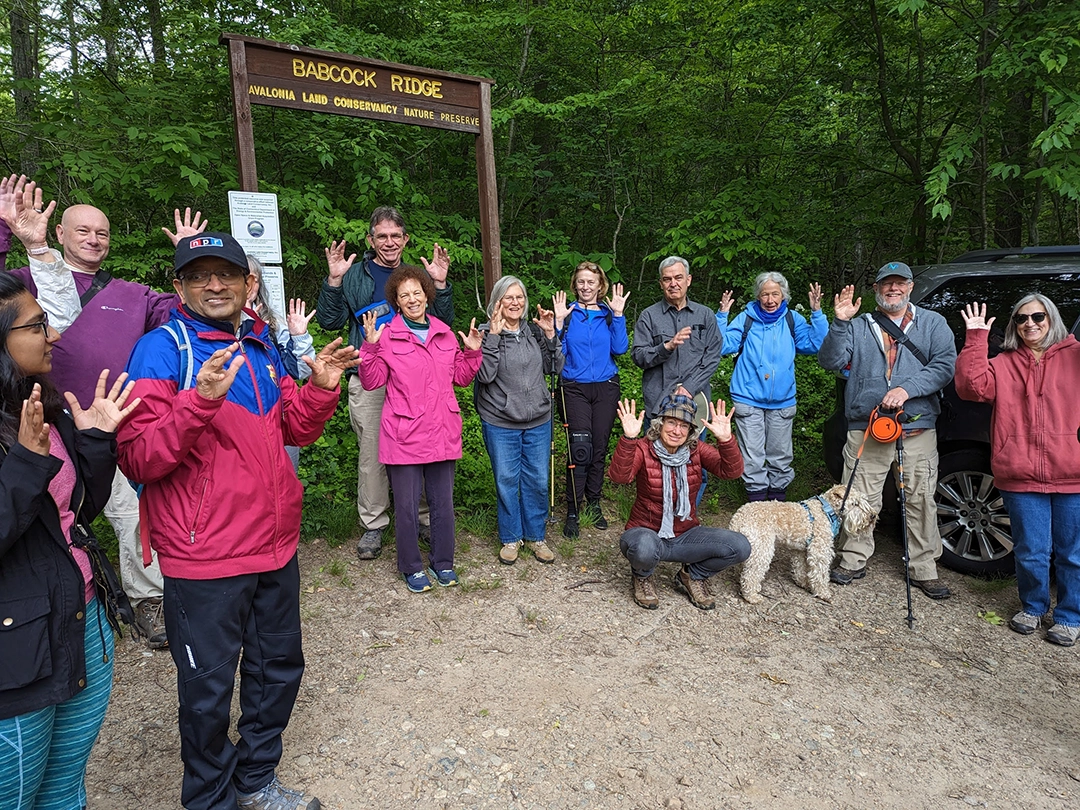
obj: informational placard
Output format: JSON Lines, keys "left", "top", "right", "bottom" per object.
{"left": 257, "top": 264, "right": 288, "bottom": 333}
{"left": 228, "top": 191, "right": 282, "bottom": 264}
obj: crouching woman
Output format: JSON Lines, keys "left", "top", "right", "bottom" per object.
{"left": 609, "top": 392, "right": 750, "bottom": 611}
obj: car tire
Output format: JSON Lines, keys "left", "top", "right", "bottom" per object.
{"left": 935, "top": 449, "right": 1013, "bottom": 576}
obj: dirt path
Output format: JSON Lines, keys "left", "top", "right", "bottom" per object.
{"left": 86, "top": 514, "right": 1080, "bottom": 809}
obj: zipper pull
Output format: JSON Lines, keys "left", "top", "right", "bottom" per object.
{"left": 190, "top": 529, "right": 196, "bottom": 544}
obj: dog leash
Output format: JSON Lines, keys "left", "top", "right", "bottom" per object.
{"left": 838, "top": 419, "right": 875, "bottom": 518}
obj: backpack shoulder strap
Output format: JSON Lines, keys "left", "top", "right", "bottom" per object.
{"left": 870, "top": 310, "right": 929, "bottom": 366}
{"left": 786, "top": 309, "right": 796, "bottom": 341}
{"left": 160, "top": 319, "right": 195, "bottom": 391}
{"left": 80, "top": 269, "right": 113, "bottom": 307}
{"left": 733, "top": 315, "right": 754, "bottom": 366}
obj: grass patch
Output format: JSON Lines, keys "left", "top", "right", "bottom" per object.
{"left": 965, "top": 574, "right": 1017, "bottom": 594}
{"left": 456, "top": 506, "right": 497, "bottom": 540}
{"left": 460, "top": 576, "right": 503, "bottom": 593}
{"left": 301, "top": 498, "right": 360, "bottom": 547}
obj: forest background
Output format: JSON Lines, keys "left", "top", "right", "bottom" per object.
{"left": 3, "top": 0, "right": 1079, "bottom": 542}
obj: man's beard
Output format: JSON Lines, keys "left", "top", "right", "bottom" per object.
{"left": 875, "top": 291, "right": 910, "bottom": 314}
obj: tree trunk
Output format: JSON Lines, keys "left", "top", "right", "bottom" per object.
{"left": 100, "top": 0, "right": 119, "bottom": 82}
{"left": 9, "top": 0, "right": 40, "bottom": 175}
{"left": 146, "top": 0, "right": 168, "bottom": 70}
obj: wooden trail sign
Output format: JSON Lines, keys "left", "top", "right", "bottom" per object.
{"left": 222, "top": 34, "right": 502, "bottom": 293}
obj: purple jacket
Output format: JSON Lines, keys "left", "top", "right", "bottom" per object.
{"left": 0, "top": 218, "right": 11, "bottom": 273}
{"left": 359, "top": 314, "right": 481, "bottom": 465}
{"left": 8, "top": 264, "right": 178, "bottom": 406}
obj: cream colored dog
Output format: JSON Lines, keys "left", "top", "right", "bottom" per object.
{"left": 731, "top": 484, "right": 877, "bottom": 604}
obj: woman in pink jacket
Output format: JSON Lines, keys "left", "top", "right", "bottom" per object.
{"left": 360, "top": 265, "right": 482, "bottom": 593}
{"left": 955, "top": 295, "right": 1080, "bottom": 646}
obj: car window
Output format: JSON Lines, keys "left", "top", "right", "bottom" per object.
{"left": 916, "top": 272, "right": 1080, "bottom": 350}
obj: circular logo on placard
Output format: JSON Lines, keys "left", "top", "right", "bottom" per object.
{"left": 247, "top": 220, "right": 265, "bottom": 238}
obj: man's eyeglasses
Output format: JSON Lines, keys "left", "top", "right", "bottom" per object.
{"left": 1012, "top": 311, "right": 1048, "bottom": 325}
{"left": 179, "top": 268, "right": 247, "bottom": 287}
{"left": 10, "top": 312, "right": 50, "bottom": 336}
{"left": 372, "top": 232, "right": 405, "bottom": 244}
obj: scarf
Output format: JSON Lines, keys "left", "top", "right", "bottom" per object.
{"left": 652, "top": 439, "right": 692, "bottom": 539}
{"left": 751, "top": 300, "right": 787, "bottom": 325}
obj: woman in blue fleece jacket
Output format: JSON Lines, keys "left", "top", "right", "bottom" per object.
{"left": 716, "top": 272, "right": 828, "bottom": 501}
{"left": 552, "top": 261, "right": 629, "bottom": 537}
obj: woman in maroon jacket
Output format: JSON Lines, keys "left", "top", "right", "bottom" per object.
{"left": 955, "top": 296, "right": 1080, "bottom": 646}
{"left": 609, "top": 391, "right": 750, "bottom": 611}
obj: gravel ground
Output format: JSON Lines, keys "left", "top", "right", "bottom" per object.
{"left": 86, "top": 510, "right": 1080, "bottom": 809}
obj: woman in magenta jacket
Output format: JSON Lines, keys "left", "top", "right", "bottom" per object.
{"left": 955, "top": 295, "right": 1080, "bottom": 646}
{"left": 360, "top": 265, "right": 482, "bottom": 593}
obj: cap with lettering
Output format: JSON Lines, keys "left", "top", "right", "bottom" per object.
{"left": 174, "top": 232, "right": 249, "bottom": 276}
{"left": 874, "top": 261, "right": 913, "bottom": 283}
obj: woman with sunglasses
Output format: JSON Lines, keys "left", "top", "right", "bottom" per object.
{"left": 955, "top": 294, "right": 1080, "bottom": 646}
{"left": 0, "top": 273, "right": 139, "bottom": 806}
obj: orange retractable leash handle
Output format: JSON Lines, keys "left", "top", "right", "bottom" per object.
{"left": 838, "top": 406, "right": 904, "bottom": 516}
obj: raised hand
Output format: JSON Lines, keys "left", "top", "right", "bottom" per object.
{"left": 489, "top": 302, "right": 505, "bottom": 335}
{"left": 616, "top": 398, "right": 644, "bottom": 438}
{"left": 361, "top": 309, "right": 385, "bottom": 343}
{"left": 2, "top": 175, "right": 56, "bottom": 252}
{"left": 606, "top": 283, "right": 629, "bottom": 317}
{"left": 533, "top": 305, "right": 556, "bottom": 339}
{"left": 324, "top": 240, "right": 357, "bottom": 287}
{"left": 702, "top": 398, "right": 733, "bottom": 442}
{"left": 808, "top": 282, "right": 823, "bottom": 311}
{"left": 718, "top": 289, "right": 735, "bottom": 314}
{"left": 17, "top": 383, "right": 50, "bottom": 456}
{"left": 458, "top": 318, "right": 482, "bottom": 350}
{"left": 66, "top": 370, "right": 140, "bottom": 433}
{"left": 195, "top": 343, "right": 246, "bottom": 400}
{"left": 419, "top": 242, "right": 450, "bottom": 288}
{"left": 552, "top": 290, "right": 569, "bottom": 329}
{"left": 162, "top": 208, "right": 208, "bottom": 247}
{"left": 304, "top": 337, "right": 360, "bottom": 389}
{"left": 287, "top": 298, "right": 317, "bottom": 336}
{"left": 833, "top": 285, "right": 862, "bottom": 321}
{"left": 961, "top": 302, "right": 995, "bottom": 331}
{"left": 665, "top": 326, "right": 692, "bottom": 352}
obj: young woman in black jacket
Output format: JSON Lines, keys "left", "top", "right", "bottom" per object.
{"left": 0, "top": 273, "right": 138, "bottom": 808}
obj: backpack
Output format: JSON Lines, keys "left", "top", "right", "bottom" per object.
{"left": 161, "top": 319, "right": 196, "bottom": 391}
{"left": 734, "top": 310, "right": 795, "bottom": 366}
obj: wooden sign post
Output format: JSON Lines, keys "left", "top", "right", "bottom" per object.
{"left": 221, "top": 33, "right": 502, "bottom": 293}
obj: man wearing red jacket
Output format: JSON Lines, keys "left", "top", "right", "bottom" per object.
{"left": 117, "top": 233, "right": 358, "bottom": 810}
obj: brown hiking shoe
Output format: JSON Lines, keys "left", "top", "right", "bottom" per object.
{"left": 134, "top": 597, "right": 168, "bottom": 649}
{"left": 674, "top": 566, "right": 715, "bottom": 611}
{"left": 525, "top": 540, "right": 555, "bottom": 564}
{"left": 631, "top": 575, "right": 659, "bottom": 610}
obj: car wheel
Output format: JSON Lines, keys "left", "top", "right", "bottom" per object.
{"left": 935, "top": 449, "right": 1013, "bottom": 576}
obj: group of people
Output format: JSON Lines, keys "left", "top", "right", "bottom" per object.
{"left": 2, "top": 175, "right": 1078, "bottom": 810}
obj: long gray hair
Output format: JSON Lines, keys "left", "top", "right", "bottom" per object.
{"left": 486, "top": 275, "right": 529, "bottom": 320}
{"left": 753, "top": 272, "right": 790, "bottom": 302}
{"left": 246, "top": 255, "right": 279, "bottom": 334}
{"left": 1002, "top": 293, "right": 1068, "bottom": 352}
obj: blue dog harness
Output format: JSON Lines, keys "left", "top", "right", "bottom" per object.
{"left": 799, "top": 496, "right": 844, "bottom": 546}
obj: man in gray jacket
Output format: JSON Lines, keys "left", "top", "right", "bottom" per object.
{"left": 631, "top": 256, "right": 722, "bottom": 420}
{"left": 818, "top": 261, "right": 957, "bottom": 599}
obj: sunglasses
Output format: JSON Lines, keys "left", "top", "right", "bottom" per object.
{"left": 1012, "top": 311, "right": 1047, "bottom": 325}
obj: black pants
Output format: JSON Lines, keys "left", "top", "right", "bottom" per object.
{"left": 163, "top": 554, "right": 304, "bottom": 810}
{"left": 558, "top": 378, "right": 621, "bottom": 514}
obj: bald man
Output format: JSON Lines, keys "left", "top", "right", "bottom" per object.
{"left": 1, "top": 175, "right": 178, "bottom": 648}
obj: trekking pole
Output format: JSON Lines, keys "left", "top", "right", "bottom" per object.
{"left": 548, "top": 370, "right": 559, "bottom": 524}
{"left": 559, "top": 385, "right": 582, "bottom": 520}
{"left": 895, "top": 427, "right": 916, "bottom": 630}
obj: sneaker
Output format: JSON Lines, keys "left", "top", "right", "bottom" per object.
{"left": 499, "top": 541, "right": 520, "bottom": 565}
{"left": 426, "top": 567, "right": 459, "bottom": 587}
{"left": 236, "top": 775, "right": 321, "bottom": 810}
{"left": 1008, "top": 611, "right": 1042, "bottom": 635}
{"left": 631, "top": 575, "right": 658, "bottom": 610}
{"left": 403, "top": 571, "right": 433, "bottom": 593}
{"left": 1045, "top": 623, "right": 1080, "bottom": 647}
{"left": 562, "top": 514, "right": 580, "bottom": 539}
{"left": 134, "top": 597, "right": 168, "bottom": 649}
{"left": 674, "top": 566, "right": 715, "bottom": 611}
{"left": 355, "top": 529, "right": 383, "bottom": 560}
{"left": 911, "top": 578, "right": 951, "bottom": 600}
{"left": 525, "top": 540, "right": 555, "bottom": 564}
{"left": 829, "top": 565, "right": 866, "bottom": 585}
{"left": 586, "top": 500, "right": 608, "bottom": 530}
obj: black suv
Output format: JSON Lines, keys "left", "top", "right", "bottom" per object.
{"left": 823, "top": 246, "right": 1080, "bottom": 576}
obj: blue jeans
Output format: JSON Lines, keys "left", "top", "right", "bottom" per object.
{"left": 1000, "top": 491, "right": 1080, "bottom": 627}
{"left": 619, "top": 524, "right": 750, "bottom": 580}
{"left": 481, "top": 420, "right": 551, "bottom": 544}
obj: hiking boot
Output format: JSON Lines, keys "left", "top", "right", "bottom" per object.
{"left": 562, "top": 514, "right": 580, "bottom": 539}
{"left": 1008, "top": 611, "right": 1042, "bottom": 635}
{"left": 1046, "top": 623, "right": 1080, "bottom": 647}
{"left": 911, "top": 578, "right": 951, "bottom": 600}
{"left": 403, "top": 571, "right": 433, "bottom": 593}
{"left": 631, "top": 575, "right": 659, "bottom": 610}
{"left": 829, "top": 565, "right": 866, "bottom": 585}
{"left": 236, "top": 775, "right": 321, "bottom": 810}
{"left": 355, "top": 529, "right": 383, "bottom": 560}
{"left": 134, "top": 597, "right": 168, "bottom": 649}
{"left": 766, "top": 488, "right": 787, "bottom": 502}
{"left": 526, "top": 540, "right": 556, "bottom": 564}
{"left": 426, "top": 567, "right": 460, "bottom": 587}
{"left": 674, "top": 566, "right": 715, "bottom": 611}
{"left": 585, "top": 500, "right": 608, "bottom": 530}
{"left": 499, "top": 541, "right": 520, "bottom": 565}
